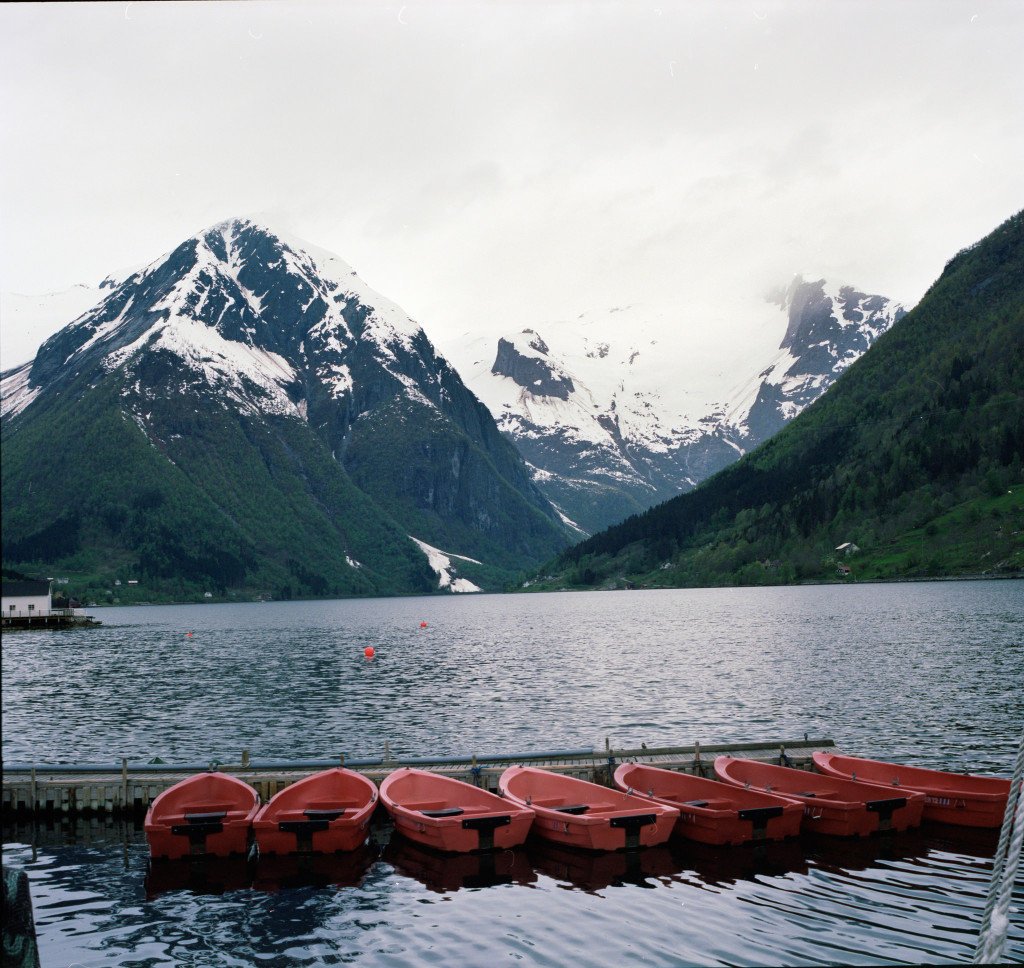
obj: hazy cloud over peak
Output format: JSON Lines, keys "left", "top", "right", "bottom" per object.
{"left": 1, "top": 1, "right": 1021, "bottom": 376}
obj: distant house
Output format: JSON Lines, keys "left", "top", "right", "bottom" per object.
{"left": 836, "top": 542, "right": 860, "bottom": 556}
{"left": 837, "top": 564, "right": 852, "bottom": 576}
{"left": 2, "top": 579, "right": 53, "bottom": 618}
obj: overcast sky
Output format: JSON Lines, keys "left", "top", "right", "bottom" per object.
{"left": 2, "top": 0, "right": 1022, "bottom": 376}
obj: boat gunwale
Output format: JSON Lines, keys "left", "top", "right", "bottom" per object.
{"left": 380, "top": 767, "right": 533, "bottom": 824}
{"left": 612, "top": 762, "right": 804, "bottom": 820}
{"left": 811, "top": 752, "right": 1012, "bottom": 802}
{"left": 498, "top": 766, "right": 680, "bottom": 826}
{"left": 713, "top": 757, "right": 927, "bottom": 811}
{"left": 252, "top": 767, "right": 377, "bottom": 828}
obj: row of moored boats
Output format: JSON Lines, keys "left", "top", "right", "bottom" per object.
{"left": 145, "top": 752, "right": 1015, "bottom": 860}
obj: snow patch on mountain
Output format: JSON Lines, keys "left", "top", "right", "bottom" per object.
{"left": 132, "top": 315, "right": 300, "bottom": 417}
{"left": 266, "top": 223, "right": 424, "bottom": 351}
{"left": 410, "top": 537, "right": 483, "bottom": 592}
{"left": 0, "top": 362, "right": 38, "bottom": 419}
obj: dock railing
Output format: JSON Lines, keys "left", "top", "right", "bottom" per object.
{"left": 2, "top": 737, "right": 835, "bottom": 818}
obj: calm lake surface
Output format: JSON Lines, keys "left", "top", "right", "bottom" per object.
{"left": 2, "top": 581, "right": 1022, "bottom": 966}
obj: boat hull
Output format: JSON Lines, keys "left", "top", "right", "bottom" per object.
{"left": 253, "top": 768, "right": 378, "bottom": 855}
{"left": 380, "top": 768, "right": 535, "bottom": 853}
{"left": 812, "top": 752, "right": 1011, "bottom": 829}
{"left": 499, "top": 766, "right": 678, "bottom": 851}
{"left": 145, "top": 771, "right": 260, "bottom": 860}
{"left": 714, "top": 757, "right": 925, "bottom": 838}
{"left": 613, "top": 762, "right": 803, "bottom": 845}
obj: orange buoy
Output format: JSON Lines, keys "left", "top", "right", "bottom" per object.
{"left": 420, "top": 621, "right": 427, "bottom": 628}
{"left": 364, "top": 646, "right": 375, "bottom": 658}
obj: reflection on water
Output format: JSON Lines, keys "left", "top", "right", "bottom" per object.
{"left": 384, "top": 838, "right": 536, "bottom": 894}
{"left": 3, "top": 582, "right": 1023, "bottom": 966}
{"left": 3, "top": 810, "right": 1022, "bottom": 967}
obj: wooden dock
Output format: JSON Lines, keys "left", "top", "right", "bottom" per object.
{"left": 1, "top": 738, "right": 834, "bottom": 819}
{"left": 1, "top": 610, "right": 101, "bottom": 630}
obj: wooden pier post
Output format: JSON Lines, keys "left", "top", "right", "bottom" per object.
{"left": 241, "top": 749, "right": 250, "bottom": 768}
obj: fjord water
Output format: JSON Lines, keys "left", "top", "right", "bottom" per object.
{"left": 3, "top": 581, "right": 1022, "bottom": 966}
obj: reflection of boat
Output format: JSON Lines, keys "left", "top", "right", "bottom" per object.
{"left": 811, "top": 752, "right": 1012, "bottom": 828}
{"left": 252, "top": 842, "right": 377, "bottom": 892}
{"left": 800, "top": 824, "right": 932, "bottom": 876}
{"left": 384, "top": 836, "right": 536, "bottom": 893}
{"left": 499, "top": 766, "right": 678, "bottom": 850}
{"left": 145, "top": 771, "right": 259, "bottom": 860}
{"left": 380, "top": 768, "right": 535, "bottom": 853}
{"left": 527, "top": 840, "right": 680, "bottom": 892}
{"left": 670, "top": 835, "right": 809, "bottom": 887}
{"left": 253, "top": 768, "right": 378, "bottom": 855}
{"left": 714, "top": 757, "right": 925, "bottom": 837}
{"left": 144, "top": 854, "right": 252, "bottom": 899}
{"left": 613, "top": 762, "right": 803, "bottom": 845}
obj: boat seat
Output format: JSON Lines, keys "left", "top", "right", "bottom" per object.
{"left": 682, "top": 800, "right": 709, "bottom": 808}
{"left": 552, "top": 804, "right": 590, "bottom": 815}
{"left": 183, "top": 811, "right": 227, "bottom": 823}
{"left": 303, "top": 808, "right": 345, "bottom": 821}
{"left": 420, "top": 807, "right": 464, "bottom": 818}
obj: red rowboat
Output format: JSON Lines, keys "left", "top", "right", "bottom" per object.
{"left": 145, "top": 771, "right": 260, "bottom": 860}
{"left": 812, "top": 752, "right": 1012, "bottom": 829}
{"left": 499, "top": 766, "right": 678, "bottom": 851}
{"left": 714, "top": 756, "right": 925, "bottom": 837}
{"left": 613, "top": 762, "right": 803, "bottom": 845}
{"left": 252, "top": 767, "right": 378, "bottom": 855}
{"left": 380, "top": 767, "right": 535, "bottom": 853}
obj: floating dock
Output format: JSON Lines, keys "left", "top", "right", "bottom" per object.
{"left": 1, "top": 737, "right": 834, "bottom": 819}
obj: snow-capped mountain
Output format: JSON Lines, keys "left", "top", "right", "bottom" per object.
{"left": 1, "top": 219, "right": 570, "bottom": 596}
{"left": 721, "top": 277, "right": 907, "bottom": 442}
{"left": 449, "top": 278, "right": 906, "bottom": 534}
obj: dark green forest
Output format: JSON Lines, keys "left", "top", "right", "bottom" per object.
{"left": 536, "top": 211, "right": 1024, "bottom": 590}
{"left": 1, "top": 368, "right": 437, "bottom": 604}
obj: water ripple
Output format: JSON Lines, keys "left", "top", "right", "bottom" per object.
{"left": 3, "top": 582, "right": 1023, "bottom": 966}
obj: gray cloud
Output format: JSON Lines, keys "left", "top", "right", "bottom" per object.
{"left": 2, "top": 0, "right": 1022, "bottom": 373}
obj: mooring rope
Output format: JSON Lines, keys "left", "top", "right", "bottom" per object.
{"left": 972, "top": 727, "right": 1024, "bottom": 965}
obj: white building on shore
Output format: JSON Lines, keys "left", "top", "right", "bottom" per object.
{"left": 2, "top": 579, "right": 53, "bottom": 618}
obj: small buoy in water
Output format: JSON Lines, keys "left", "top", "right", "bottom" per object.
{"left": 187, "top": 632, "right": 192, "bottom": 637}
{"left": 420, "top": 621, "right": 427, "bottom": 628}
{"left": 364, "top": 646, "right": 375, "bottom": 658}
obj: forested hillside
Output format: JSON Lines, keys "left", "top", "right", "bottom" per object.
{"left": 541, "top": 211, "right": 1024, "bottom": 588}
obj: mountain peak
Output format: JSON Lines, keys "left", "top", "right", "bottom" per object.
{"left": 2, "top": 221, "right": 571, "bottom": 597}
